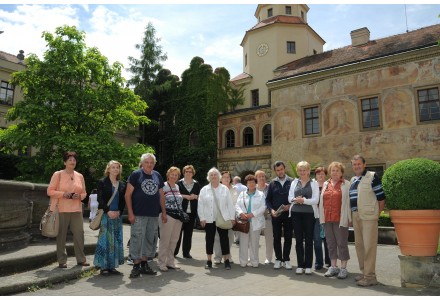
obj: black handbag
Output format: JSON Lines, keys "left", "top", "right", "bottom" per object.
{"left": 167, "top": 182, "right": 190, "bottom": 223}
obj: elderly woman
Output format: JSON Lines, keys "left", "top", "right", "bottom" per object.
{"left": 174, "top": 165, "right": 201, "bottom": 259}
{"left": 94, "top": 160, "right": 127, "bottom": 276}
{"left": 255, "top": 169, "right": 273, "bottom": 265}
{"left": 314, "top": 167, "right": 331, "bottom": 270}
{"left": 319, "top": 162, "right": 352, "bottom": 279}
{"left": 236, "top": 174, "right": 266, "bottom": 268}
{"left": 198, "top": 167, "right": 236, "bottom": 270}
{"left": 159, "top": 166, "right": 184, "bottom": 272}
{"left": 213, "top": 171, "right": 239, "bottom": 265}
{"left": 47, "top": 151, "right": 88, "bottom": 268}
{"left": 288, "top": 161, "right": 319, "bottom": 275}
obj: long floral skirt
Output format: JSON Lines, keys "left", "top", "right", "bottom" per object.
{"left": 93, "top": 214, "right": 124, "bottom": 270}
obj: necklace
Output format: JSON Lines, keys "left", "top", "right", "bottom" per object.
{"left": 65, "top": 170, "right": 74, "bottom": 180}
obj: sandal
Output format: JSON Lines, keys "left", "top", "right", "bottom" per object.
{"left": 100, "top": 269, "right": 110, "bottom": 276}
{"left": 109, "top": 269, "right": 123, "bottom": 275}
{"left": 58, "top": 263, "right": 67, "bottom": 268}
{"left": 77, "top": 262, "right": 90, "bottom": 266}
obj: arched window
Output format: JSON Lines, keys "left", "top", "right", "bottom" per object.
{"left": 243, "top": 127, "right": 254, "bottom": 146}
{"left": 262, "top": 124, "right": 272, "bottom": 145}
{"left": 225, "top": 130, "right": 235, "bottom": 148}
{"left": 189, "top": 131, "right": 199, "bottom": 147}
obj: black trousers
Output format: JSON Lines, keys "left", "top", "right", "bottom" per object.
{"left": 174, "top": 212, "right": 197, "bottom": 256}
{"left": 205, "top": 222, "right": 230, "bottom": 256}
{"left": 272, "top": 211, "right": 293, "bottom": 262}
{"left": 292, "top": 212, "right": 315, "bottom": 268}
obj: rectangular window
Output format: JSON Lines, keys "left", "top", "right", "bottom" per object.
{"left": 245, "top": 54, "right": 247, "bottom": 67}
{"left": 361, "top": 96, "right": 381, "bottom": 129}
{"left": 304, "top": 106, "right": 320, "bottom": 135}
{"left": 285, "top": 6, "right": 292, "bottom": 15}
{"left": 251, "top": 89, "right": 259, "bottom": 107}
{"left": 268, "top": 8, "right": 273, "bottom": 17}
{"left": 417, "top": 87, "right": 440, "bottom": 122}
{"left": 0, "top": 81, "right": 15, "bottom": 106}
{"left": 287, "top": 41, "right": 296, "bottom": 54}
{"left": 301, "top": 11, "right": 305, "bottom": 20}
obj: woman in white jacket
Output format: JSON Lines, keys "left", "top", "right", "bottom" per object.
{"left": 288, "top": 161, "right": 320, "bottom": 275}
{"left": 198, "top": 167, "right": 236, "bottom": 270}
{"left": 236, "top": 174, "right": 266, "bottom": 268}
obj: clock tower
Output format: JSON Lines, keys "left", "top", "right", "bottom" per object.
{"left": 235, "top": 4, "right": 325, "bottom": 108}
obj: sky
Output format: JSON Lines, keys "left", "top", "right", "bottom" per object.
{"left": 1, "top": 1, "right": 439, "bottom": 81}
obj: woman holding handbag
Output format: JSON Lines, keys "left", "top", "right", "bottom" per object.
{"left": 158, "top": 166, "right": 184, "bottom": 272}
{"left": 47, "top": 151, "right": 88, "bottom": 268}
{"left": 93, "top": 160, "right": 126, "bottom": 276}
{"left": 198, "top": 167, "right": 236, "bottom": 270}
{"left": 236, "top": 174, "right": 266, "bottom": 268}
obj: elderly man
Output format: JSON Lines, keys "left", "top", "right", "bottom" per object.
{"left": 233, "top": 176, "right": 247, "bottom": 193}
{"left": 125, "top": 153, "right": 167, "bottom": 278}
{"left": 349, "top": 154, "right": 385, "bottom": 287}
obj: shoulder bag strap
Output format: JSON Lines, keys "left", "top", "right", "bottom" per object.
{"left": 211, "top": 186, "right": 222, "bottom": 214}
{"left": 107, "top": 181, "right": 119, "bottom": 207}
{"left": 167, "top": 182, "right": 180, "bottom": 209}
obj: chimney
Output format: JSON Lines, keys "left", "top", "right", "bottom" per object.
{"left": 350, "top": 27, "right": 370, "bottom": 47}
{"left": 16, "top": 50, "right": 25, "bottom": 61}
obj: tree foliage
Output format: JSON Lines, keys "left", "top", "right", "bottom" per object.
{"left": 0, "top": 25, "right": 152, "bottom": 188}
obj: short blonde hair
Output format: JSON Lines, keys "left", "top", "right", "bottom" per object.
{"left": 104, "top": 160, "right": 122, "bottom": 180}
{"left": 328, "top": 161, "right": 345, "bottom": 178}
{"left": 255, "top": 170, "right": 266, "bottom": 177}
{"left": 182, "top": 165, "right": 196, "bottom": 176}
{"left": 296, "top": 161, "right": 311, "bottom": 172}
{"left": 166, "top": 166, "right": 181, "bottom": 180}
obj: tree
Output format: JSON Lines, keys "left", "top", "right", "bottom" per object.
{"left": 0, "top": 25, "right": 152, "bottom": 188}
{"left": 127, "top": 22, "right": 168, "bottom": 145}
{"left": 173, "top": 57, "right": 231, "bottom": 183}
{"left": 227, "top": 83, "right": 245, "bottom": 111}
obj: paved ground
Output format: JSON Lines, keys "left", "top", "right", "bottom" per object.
{"left": 2, "top": 220, "right": 439, "bottom": 296}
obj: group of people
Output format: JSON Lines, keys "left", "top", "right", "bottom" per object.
{"left": 47, "top": 151, "right": 385, "bottom": 287}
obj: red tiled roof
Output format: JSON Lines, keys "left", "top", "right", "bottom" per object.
{"left": 270, "top": 24, "right": 440, "bottom": 82}
{"left": 249, "top": 15, "right": 306, "bottom": 31}
{"left": 231, "top": 72, "right": 252, "bottom": 82}
{"left": 0, "top": 51, "right": 23, "bottom": 64}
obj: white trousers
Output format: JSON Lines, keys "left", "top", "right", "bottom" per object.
{"left": 239, "top": 228, "right": 261, "bottom": 267}
{"left": 214, "top": 230, "right": 234, "bottom": 262}
{"left": 264, "top": 216, "right": 273, "bottom": 262}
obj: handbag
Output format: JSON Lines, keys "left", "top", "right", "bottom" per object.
{"left": 167, "top": 182, "right": 190, "bottom": 223}
{"left": 211, "top": 186, "right": 233, "bottom": 230}
{"left": 89, "top": 181, "right": 119, "bottom": 230}
{"left": 40, "top": 205, "right": 59, "bottom": 237}
{"left": 41, "top": 172, "right": 61, "bottom": 237}
{"left": 232, "top": 191, "right": 250, "bottom": 233}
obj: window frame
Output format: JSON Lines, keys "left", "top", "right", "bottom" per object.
{"left": 285, "top": 6, "right": 292, "bottom": 15}
{"left": 225, "top": 129, "right": 235, "bottom": 148}
{"left": 251, "top": 89, "right": 259, "bottom": 107}
{"left": 0, "top": 81, "right": 15, "bottom": 106}
{"left": 359, "top": 95, "right": 382, "bottom": 131}
{"left": 415, "top": 86, "right": 440, "bottom": 124}
{"left": 267, "top": 8, "right": 273, "bottom": 18}
{"left": 302, "top": 105, "right": 321, "bottom": 137}
{"left": 242, "top": 126, "right": 254, "bottom": 147}
{"left": 262, "top": 123, "right": 272, "bottom": 145}
{"left": 287, "top": 41, "right": 296, "bottom": 54}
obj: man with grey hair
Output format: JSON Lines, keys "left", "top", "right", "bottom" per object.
{"left": 125, "top": 153, "right": 167, "bottom": 278}
{"left": 233, "top": 176, "right": 247, "bottom": 193}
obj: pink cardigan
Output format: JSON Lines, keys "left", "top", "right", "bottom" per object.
{"left": 47, "top": 170, "right": 87, "bottom": 212}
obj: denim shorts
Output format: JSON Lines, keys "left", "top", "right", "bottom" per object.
{"left": 129, "top": 216, "right": 159, "bottom": 260}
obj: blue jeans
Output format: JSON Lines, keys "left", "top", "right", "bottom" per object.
{"left": 313, "top": 218, "right": 330, "bottom": 268}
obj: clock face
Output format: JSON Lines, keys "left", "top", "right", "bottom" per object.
{"left": 257, "top": 43, "right": 269, "bottom": 57}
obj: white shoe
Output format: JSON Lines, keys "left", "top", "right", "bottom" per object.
{"left": 274, "top": 260, "right": 282, "bottom": 269}
{"left": 296, "top": 267, "right": 304, "bottom": 275}
{"left": 264, "top": 259, "right": 271, "bottom": 265}
{"left": 305, "top": 268, "right": 312, "bottom": 275}
{"left": 284, "top": 261, "right": 292, "bottom": 270}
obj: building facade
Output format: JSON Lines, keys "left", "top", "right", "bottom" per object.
{"left": 218, "top": 4, "right": 440, "bottom": 179}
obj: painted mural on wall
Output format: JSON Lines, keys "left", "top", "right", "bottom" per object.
{"left": 382, "top": 89, "right": 415, "bottom": 129}
{"left": 273, "top": 108, "right": 299, "bottom": 141}
{"left": 323, "top": 100, "right": 357, "bottom": 135}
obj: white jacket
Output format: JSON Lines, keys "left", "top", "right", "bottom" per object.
{"left": 198, "top": 183, "right": 236, "bottom": 223}
{"left": 288, "top": 178, "right": 320, "bottom": 218}
{"left": 235, "top": 190, "right": 266, "bottom": 232}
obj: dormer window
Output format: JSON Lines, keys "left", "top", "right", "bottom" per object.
{"left": 285, "top": 6, "right": 292, "bottom": 15}
{"left": 268, "top": 8, "right": 273, "bottom": 18}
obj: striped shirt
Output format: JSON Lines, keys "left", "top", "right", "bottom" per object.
{"left": 349, "top": 170, "right": 385, "bottom": 211}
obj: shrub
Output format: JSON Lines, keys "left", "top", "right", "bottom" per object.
{"left": 382, "top": 158, "right": 440, "bottom": 210}
{"left": 378, "top": 211, "right": 394, "bottom": 227}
